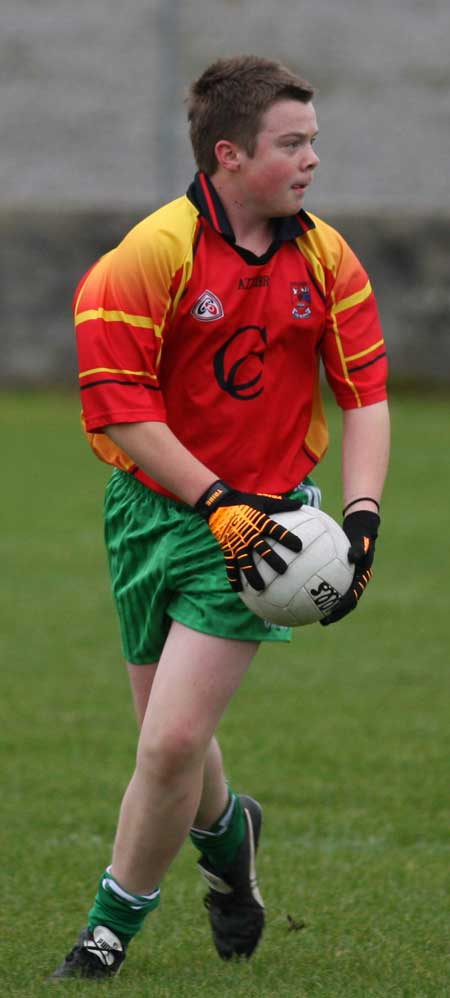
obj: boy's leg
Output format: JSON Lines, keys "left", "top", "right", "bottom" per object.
{"left": 123, "top": 637, "right": 265, "bottom": 962}
{"left": 111, "top": 621, "right": 258, "bottom": 892}
{"left": 52, "top": 621, "right": 259, "bottom": 979}
{"left": 193, "top": 736, "right": 229, "bottom": 828}
{"left": 127, "top": 660, "right": 230, "bottom": 831}
{"left": 127, "top": 661, "right": 158, "bottom": 728}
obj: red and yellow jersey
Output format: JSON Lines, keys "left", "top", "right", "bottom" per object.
{"left": 74, "top": 172, "right": 388, "bottom": 498}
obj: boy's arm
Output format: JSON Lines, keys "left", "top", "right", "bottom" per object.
{"left": 104, "top": 421, "right": 303, "bottom": 592}
{"left": 321, "top": 399, "right": 390, "bottom": 626}
{"left": 104, "top": 421, "right": 217, "bottom": 506}
{"left": 341, "top": 400, "right": 390, "bottom": 512}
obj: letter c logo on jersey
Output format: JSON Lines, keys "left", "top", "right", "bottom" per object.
{"left": 213, "top": 325, "right": 267, "bottom": 401}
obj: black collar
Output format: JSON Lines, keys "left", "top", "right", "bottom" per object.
{"left": 186, "top": 171, "right": 315, "bottom": 260}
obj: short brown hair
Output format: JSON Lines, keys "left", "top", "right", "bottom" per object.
{"left": 187, "top": 55, "right": 315, "bottom": 175}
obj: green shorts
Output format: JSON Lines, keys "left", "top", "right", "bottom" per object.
{"left": 104, "top": 470, "right": 322, "bottom": 664}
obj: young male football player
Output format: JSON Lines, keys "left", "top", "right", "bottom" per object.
{"left": 52, "top": 54, "right": 390, "bottom": 979}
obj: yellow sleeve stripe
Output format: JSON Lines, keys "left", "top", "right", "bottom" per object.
{"left": 295, "top": 239, "right": 326, "bottom": 292}
{"left": 79, "top": 367, "right": 158, "bottom": 381}
{"left": 331, "top": 280, "right": 372, "bottom": 316}
{"left": 345, "top": 338, "right": 385, "bottom": 363}
{"left": 330, "top": 291, "right": 362, "bottom": 407}
{"left": 75, "top": 307, "right": 160, "bottom": 335}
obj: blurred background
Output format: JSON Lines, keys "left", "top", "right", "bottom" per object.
{"left": 1, "top": 0, "right": 449, "bottom": 388}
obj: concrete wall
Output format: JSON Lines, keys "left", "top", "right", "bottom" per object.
{"left": 2, "top": 0, "right": 450, "bottom": 384}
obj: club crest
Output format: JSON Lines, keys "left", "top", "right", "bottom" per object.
{"left": 291, "top": 283, "right": 312, "bottom": 319}
{"left": 191, "top": 290, "right": 224, "bottom": 322}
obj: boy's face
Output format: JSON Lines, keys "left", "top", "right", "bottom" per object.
{"left": 237, "top": 99, "right": 319, "bottom": 217}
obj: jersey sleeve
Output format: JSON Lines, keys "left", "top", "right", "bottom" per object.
{"left": 74, "top": 198, "right": 199, "bottom": 438}
{"left": 74, "top": 232, "right": 170, "bottom": 433}
{"left": 304, "top": 217, "right": 388, "bottom": 410}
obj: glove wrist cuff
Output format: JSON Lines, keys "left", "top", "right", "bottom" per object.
{"left": 195, "top": 480, "right": 230, "bottom": 519}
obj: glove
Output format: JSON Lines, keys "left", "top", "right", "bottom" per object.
{"left": 195, "top": 479, "right": 303, "bottom": 592}
{"left": 321, "top": 510, "right": 380, "bottom": 626}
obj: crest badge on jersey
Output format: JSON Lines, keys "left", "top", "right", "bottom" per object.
{"left": 191, "top": 290, "right": 224, "bottom": 322}
{"left": 291, "top": 283, "right": 312, "bottom": 319}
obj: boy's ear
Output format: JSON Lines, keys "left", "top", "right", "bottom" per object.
{"left": 214, "top": 140, "right": 241, "bottom": 172}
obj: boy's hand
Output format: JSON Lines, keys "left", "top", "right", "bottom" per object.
{"left": 321, "top": 510, "right": 380, "bottom": 626}
{"left": 195, "top": 479, "right": 303, "bottom": 592}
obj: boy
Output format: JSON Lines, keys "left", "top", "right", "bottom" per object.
{"left": 52, "top": 54, "right": 390, "bottom": 979}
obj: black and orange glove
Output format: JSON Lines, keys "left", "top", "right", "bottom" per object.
{"left": 321, "top": 510, "right": 380, "bottom": 626}
{"left": 195, "top": 479, "right": 303, "bottom": 592}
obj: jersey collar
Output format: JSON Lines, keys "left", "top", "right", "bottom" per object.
{"left": 186, "top": 171, "right": 315, "bottom": 245}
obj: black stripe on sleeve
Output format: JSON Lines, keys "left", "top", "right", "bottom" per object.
{"left": 347, "top": 352, "right": 387, "bottom": 374}
{"left": 302, "top": 444, "right": 319, "bottom": 466}
{"left": 80, "top": 379, "right": 161, "bottom": 391}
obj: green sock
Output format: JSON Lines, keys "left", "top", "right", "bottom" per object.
{"left": 190, "top": 791, "right": 246, "bottom": 874}
{"left": 88, "top": 868, "right": 160, "bottom": 943}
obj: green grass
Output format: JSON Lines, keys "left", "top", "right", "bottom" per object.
{"left": 1, "top": 390, "right": 449, "bottom": 997}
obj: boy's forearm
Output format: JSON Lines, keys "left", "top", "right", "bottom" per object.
{"left": 104, "top": 421, "right": 217, "bottom": 506}
{"left": 341, "top": 401, "right": 390, "bottom": 514}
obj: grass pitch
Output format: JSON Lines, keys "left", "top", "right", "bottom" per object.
{"left": 1, "top": 390, "right": 449, "bottom": 997}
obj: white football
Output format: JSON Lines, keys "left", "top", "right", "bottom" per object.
{"left": 239, "top": 506, "right": 354, "bottom": 626}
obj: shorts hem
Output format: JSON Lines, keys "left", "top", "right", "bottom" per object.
{"left": 167, "top": 609, "right": 292, "bottom": 645}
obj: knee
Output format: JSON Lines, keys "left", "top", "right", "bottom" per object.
{"left": 136, "top": 724, "right": 203, "bottom": 781}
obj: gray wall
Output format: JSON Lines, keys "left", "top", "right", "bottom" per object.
{"left": 2, "top": 0, "right": 450, "bottom": 384}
